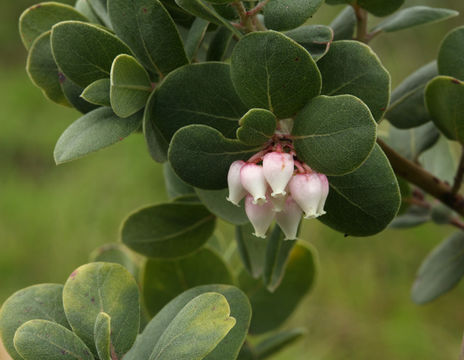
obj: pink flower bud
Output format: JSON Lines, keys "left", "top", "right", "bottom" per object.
{"left": 263, "top": 152, "right": 294, "bottom": 198}
{"left": 240, "top": 163, "right": 267, "bottom": 205}
{"left": 289, "top": 173, "right": 323, "bottom": 219}
{"left": 275, "top": 196, "right": 302, "bottom": 240}
{"left": 226, "top": 160, "right": 247, "bottom": 206}
{"left": 317, "top": 174, "right": 329, "bottom": 216}
{"left": 245, "top": 195, "right": 275, "bottom": 238}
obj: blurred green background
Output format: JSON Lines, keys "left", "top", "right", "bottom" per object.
{"left": 1, "top": 1, "right": 464, "bottom": 359}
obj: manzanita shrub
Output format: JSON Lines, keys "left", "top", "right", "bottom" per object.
{"left": 2, "top": 0, "right": 464, "bottom": 358}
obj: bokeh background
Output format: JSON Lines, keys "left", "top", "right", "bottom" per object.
{"left": 1, "top": 1, "right": 464, "bottom": 359}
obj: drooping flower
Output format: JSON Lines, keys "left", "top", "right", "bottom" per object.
{"left": 275, "top": 196, "right": 302, "bottom": 240}
{"left": 289, "top": 173, "right": 323, "bottom": 219}
{"left": 240, "top": 163, "right": 268, "bottom": 205}
{"left": 226, "top": 160, "right": 247, "bottom": 206}
{"left": 245, "top": 195, "right": 275, "bottom": 238}
{"left": 317, "top": 174, "right": 329, "bottom": 216}
{"left": 262, "top": 152, "right": 294, "bottom": 198}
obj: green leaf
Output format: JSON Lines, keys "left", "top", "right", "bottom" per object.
{"left": 51, "top": 21, "right": 132, "bottom": 88}
{"left": 412, "top": 232, "right": 464, "bottom": 304}
{"left": 263, "top": 226, "right": 297, "bottom": 292}
{"left": 357, "top": 0, "right": 404, "bottom": 17}
{"left": 161, "top": 0, "right": 195, "bottom": 27}
{"left": 319, "top": 145, "right": 401, "bottom": 236}
{"left": 142, "top": 248, "right": 233, "bottom": 316}
{"left": 168, "top": 125, "right": 260, "bottom": 189}
{"left": 143, "top": 100, "right": 170, "bottom": 163}
{"left": 148, "top": 293, "right": 235, "bottom": 360}
{"left": 231, "top": 31, "right": 321, "bottom": 119}
{"left": 121, "top": 202, "right": 216, "bottom": 258}
{"left": 373, "top": 6, "right": 458, "bottom": 33}
{"left": 81, "top": 78, "right": 111, "bottom": 106}
{"left": 60, "top": 74, "right": 99, "bottom": 113}
{"left": 164, "top": 162, "right": 195, "bottom": 199}
{"left": 110, "top": 54, "right": 152, "bottom": 118}
{"left": 94, "top": 313, "right": 111, "bottom": 360}
{"left": 19, "top": 2, "right": 88, "bottom": 50}
{"left": 62, "top": 262, "right": 140, "bottom": 358}
{"left": 89, "top": 243, "right": 140, "bottom": 279}
{"left": 185, "top": 18, "right": 209, "bottom": 60}
{"left": 317, "top": 40, "right": 390, "bottom": 121}
{"left": 390, "top": 206, "right": 431, "bottom": 229}
{"left": 284, "top": 25, "right": 334, "bottom": 61}
{"left": 0, "top": 284, "right": 69, "bottom": 360}
{"left": 54, "top": 107, "right": 142, "bottom": 164}
{"left": 425, "top": 76, "right": 464, "bottom": 144}
{"left": 175, "top": 0, "right": 242, "bottom": 38}
{"left": 125, "top": 285, "right": 251, "bottom": 360}
{"left": 75, "top": 0, "right": 102, "bottom": 24}
{"left": 384, "top": 122, "right": 440, "bottom": 161}
{"left": 263, "top": 0, "right": 324, "bottom": 31}
{"left": 26, "top": 31, "right": 70, "bottom": 107}
{"left": 108, "top": 0, "right": 188, "bottom": 76}
{"left": 386, "top": 61, "right": 437, "bottom": 129}
{"left": 206, "top": 27, "right": 234, "bottom": 62}
{"left": 254, "top": 328, "right": 306, "bottom": 360}
{"left": 195, "top": 188, "right": 249, "bottom": 225}
{"left": 235, "top": 224, "right": 267, "bottom": 278}
{"left": 438, "top": 26, "right": 464, "bottom": 81}
{"left": 87, "top": 0, "right": 112, "bottom": 28}
{"left": 237, "top": 108, "right": 276, "bottom": 146}
{"left": 146, "top": 63, "right": 248, "bottom": 150}
{"left": 239, "top": 243, "right": 316, "bottom": 334}
{"left": 293, "top": 95, "right": 377, "bottom": 176}
{"left": 419, "top": 136, "right": 459, "bottom": 184}
{"left": 13, "top": 320, "right": 94, "bottom": 360}
{"left": 330, "top": 6, "right": 356, "bottom": 41}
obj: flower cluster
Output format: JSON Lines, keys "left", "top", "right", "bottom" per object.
{"left": 227, "top": 151, "right": 329, "bottom": 240}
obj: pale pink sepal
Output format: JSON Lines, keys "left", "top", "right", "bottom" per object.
{"left": 245, "top": 195, "right": 275, "bottom": 238}
{"left": 317, "top": 174, "right": 329, "bottom": 216}
{"left": 226, "top": 160, "right": 247, "bottom": 206}
{"left": 240, "top": 163, "right": 267, "bottom": 205}
{"left": 263, "top": 152, "right": 294, "bottom": 198}
{"left": 289, "top": 173, "right": 323, "bottom": 219}
{"left": 275, "top": 196, "right": 302, "bottom": 240}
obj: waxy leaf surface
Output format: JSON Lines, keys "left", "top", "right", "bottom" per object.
{"left": 284, "top": 25, "right": 334, "bottom": 61}
{"left": 263, "top": 0, "right": 324, "bottom": 31}
{"left": 94, "top": 312, "right": 111, "bottom": 360}
{"left": 81, "top": 78, "right": 111, "bottom": 107}
{"left": 237, "top": 108, "right": 276, "bottom": 146}
{"left": 438, "top": 26, "right": 464, "bottom": 81}
{"left": 235, "top": 224, "right": 267, "bottom": 279}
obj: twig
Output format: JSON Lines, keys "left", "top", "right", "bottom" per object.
{"left": 232, "top": 0, "right": 254, "bottom": 32}
{"left": 377, "top": 139, "right": 464, "bottom": 217}
{"left": 452, "top": 146, "right": 464, "bottom": 195}
{"left": 247, "top": 0, "right": 270, "bottom": 16}
{"left": 353, "top": 5, "right": 368, "bottom": 43}
{"left": 450, "top": 217, "right": 464, "bottom": 231}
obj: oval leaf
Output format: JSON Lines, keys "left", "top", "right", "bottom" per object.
{"left": 108, "top": 0, "right": 188, "bottom": 76}
{"left": 121, "top": 202, "right": 216, "bottom": 258}
{"left": 94, "top": 313, "right": 111, "bottom": 360}
{"left": 237, "top": 108, "right": 276, "bottom": 146}
{"left": 317, "top": 40, "right": 390, "bottom": 121}
{"left": 19, "top": 2, "right": 88, "bottom": 50}
{"left": 87, "top": 0, "right": 112, "bottom": 28}
{"left": 125, "top": 285, "right": 251, "bottom": 360}
{"left": 235, "top": 224, "right": 267, "bottom": 279}
{"left": 230, "top": 31, "right": 322, "bottom": 119}
{"left": 54, "top": 107, "right": 142, "bottom": 164}
{"left": 62, "top": 263, "right": 140, "bottom": 358}
{"left": 148, "top": 293, "right": 236, "bottom": 360}
{"left": 168, "top": 125, "right": 260, "bottom": 189}
{"left": 438, "top": 26, "right": 464, "bottom": 81}
{"left": 81, "top": 78, "right": 111, "bottom": 107}
{"left": 142, "top": 248, "right": 233, "bottom": 316}
{"left": 59, "top": 74, "right": 99, "bottom": 114}
{"left": 239, "top": 243, "right": 316, "bottom": 334}
{"left": 425, "top": 76, "right": 464, "bottom": 144}
{"left": 293, "top": 95, "right": 377, "bottom": 176}
{"left": 14, "top": 320, "right": 94, "bottom": 360}
{"left": 110, "top": 54, "right": 152, "bottom": 118}
{"left": 263, "top": 0, "right": 324, "bottom": 31}
{"left": 89, "top": 243, "right": 140, "bottom": 280}
{"left": 373, "top": 6, "right": 458, "bottom": 33}
{"left": 26, "top": 31, "right": 70, "bottom": 106}
{"left": 51, "top": 21, "right": 132, "bottom": 88}
{"left": 164, "top": 162, "right": 195, "bottom": 199}
{"left": 357, "top": 0, "right": 404, "bottom": 17}
{"left": 386, "top": 61, "right": 437, "bottom": 129}
{"left": 185, "top": 18, "right": 210, "bottom": 60}
{"left": 284, "top": 25, "right": 334, "bottom": 61}
{"left": 195, "top": 188, "right": 249, "bottom": 225}
{"left": 412, "top": 231, "right": 464, "bottom": 304}
{"left": 319, "top": 144, "right": 401, "bottom": 236}
{"left": 0, "top": 284, "right": 69, "bottom": 360}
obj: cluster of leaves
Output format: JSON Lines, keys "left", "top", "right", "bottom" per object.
{"left": 7, "top": 0, "right": 464, "bottom": 358}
